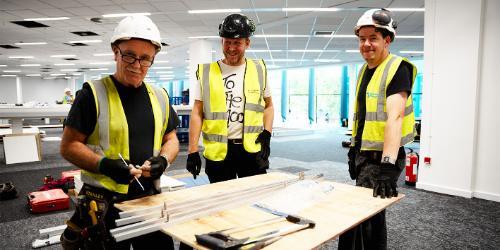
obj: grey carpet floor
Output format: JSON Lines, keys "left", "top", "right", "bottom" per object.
{"left": 0, "top": 127, "right": 499, "bottom": 249}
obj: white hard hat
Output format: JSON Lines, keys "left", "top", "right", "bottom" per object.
{"left": 64, "top": 88, "right": 71, "bottom": 92}
{"left": 354, "top": 8, "right": 397, "bottom": 41}
{"left": 110, "top": 15, "right": 162, "bottom": 51}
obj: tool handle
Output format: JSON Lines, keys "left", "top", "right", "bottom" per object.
{"left": 195, "top": 233, "right": 245, "bottom": 249}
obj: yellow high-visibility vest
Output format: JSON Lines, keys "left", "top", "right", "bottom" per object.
{"left": 198, "top": 59, "right": 267, "bottom": 161}
{"left": 81, "top": 76, "right": 169, "bottom": 194}
{"left": 352, "top": 54, "right": 417, "bottom": 150}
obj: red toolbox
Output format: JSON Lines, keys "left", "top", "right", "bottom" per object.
{"left": 28, "top": 188, "right": 70, "bottom": 213}
{"left": 61, "top": 169, "right": 80, "bottom": 180}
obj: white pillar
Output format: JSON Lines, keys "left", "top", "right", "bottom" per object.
{"left": 188, "top": 40, "right": 213, "bottom": 105}
{"left": 418, "top": 0, "right": 494, "bottom": 200}
{"left": 16, "top": 76, "right": 22, "bottom": 104}
{"left": 347, "top": 64, "right": 357, "bottom": 131}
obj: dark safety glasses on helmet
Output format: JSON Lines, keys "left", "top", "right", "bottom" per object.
{"left": 372, "top": 9, "right": 397, "bottom": 28}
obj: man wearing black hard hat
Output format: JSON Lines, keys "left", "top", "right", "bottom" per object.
{"left": 186, "top": 13, "right": 274, "bottom": 183}
{"left": 339, "top": 8, "right": 417, "bottom": 249}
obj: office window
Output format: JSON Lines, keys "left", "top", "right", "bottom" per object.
{"left": 315, "top": 66, "right": 342, "bottom": 125}
{"left": 287, "top": 68, "right": 309, "bottom": 126}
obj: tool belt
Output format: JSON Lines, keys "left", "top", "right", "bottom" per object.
{"left": 61, "top": 184, "right": 127, "bottom": 250}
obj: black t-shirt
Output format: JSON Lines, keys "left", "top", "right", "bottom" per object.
{"left": 65, "top": 76, "right": 180, "bottom": 194}
{"left": 354, "top": 60, "right": 413, "bottom": 158}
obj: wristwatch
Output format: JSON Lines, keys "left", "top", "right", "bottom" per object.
{"left": 381, "top": 156, "right": 396, "bottom": 165}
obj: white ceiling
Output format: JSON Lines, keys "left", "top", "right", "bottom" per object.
{"left": 0, "top": 0, "right": 424, "bottom": 80}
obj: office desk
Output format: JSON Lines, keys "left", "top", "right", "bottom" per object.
{"left": 0, "top": 105, "right": 70, "bottom": 134}
{"left": 116, "top": 172, "right": 403, "bottom": 249}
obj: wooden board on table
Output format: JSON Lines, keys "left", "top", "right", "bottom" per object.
{"left": 116, "top": 173, "right": 404, "bottom": 249}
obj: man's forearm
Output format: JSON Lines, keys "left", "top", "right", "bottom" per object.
{"left": 263, "top": 97, "right": 274, "bottom": 132}
{"left": 382, "top": 116, "right": 403, "bottom": 160}
{"left": 160, "top": 130, "right": 180, "bottom": 163}
{"left": 188, "top": 101, "right": 203, "bottom": 153}
{"left": 61, "top": 140, "right": 101, "bottom": 173}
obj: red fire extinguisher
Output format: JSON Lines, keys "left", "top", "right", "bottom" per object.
{"left": 405, "top": 148, "right": 419, "bottom": 186}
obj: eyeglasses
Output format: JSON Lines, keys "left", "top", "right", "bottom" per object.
{"left": 116, "top": 47, "right": 154, "bottom": 67}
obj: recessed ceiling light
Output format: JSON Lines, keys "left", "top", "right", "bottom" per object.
{"left": 50, "top": 73, "right": 66, "bottom": 76}
{"left": 400, "top": 50, "right": 424, "bottom": 54}
{"left": 24, "top": 17, "right": 69, "bottom": 21}
{"left": 60, "top": 69, "right": 78, "bottom": 72}
{"left": 1, "top": 74, "right": 17, "bottom": 77}
{"left": 152, "top": 66, "right": 173, "bottom": 69}
{"left": 89, "top": 62, "right": 113, "bottom": 65}
{"left": 247, "top": 49, "right": 283, "bottom": 52}
{"left": 0, "top": 65, "right": 7, "bottom": 67}
{"left": 102, "top": 13, "right": 151, "bottom": 18}
{"left": 397, "top": 35, "right": 424, "bottom": 39}
{"left": 8, "top": 56, "right": 34, "bottom": 59}
{"left": 93, "top": 53, "right": 113, "bottom": 57}
{"left": 3, "top": 70, "right": 21, "bottom": 73}
{"left": 314, "top": 59, "right": 341, "bottom": 63}
{"left": 154, "top": 60, "right": 169, "bottom": 63}
{"left": 188, "top": 9, "right": 241, "bottom": 14}
{"left": 156, "top": 71, "right": 174, "bottom": 74}
{"left": 345, "top": 50, "right": 359, "bottom": 53}
{"left": 89, "top": 68, "right": 108, "bottom": 71}
{"left": 282, "top": 8, "right": 339, "bottom": 12}
{"left": 20, "top": 64, "right": 41, "bottom": 67}
{"left": 50, "top": 54, "right": 76, "bottom": 58}
{"left": 14, "top": 42, "right": 47, "bottom": 46}
{"left": 26, "top": 74, "right": 41, "bottom": 76}
{"left": 387, "top": 8, "right": 425, "bottom": 12}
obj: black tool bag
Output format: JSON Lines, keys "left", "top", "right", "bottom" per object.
{"left": 0, "top": 182, "right": 18, "bottom": 200}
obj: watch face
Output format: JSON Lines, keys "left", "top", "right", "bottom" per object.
{"left": 382, "top": 156, "right": 391, "bottom": 163}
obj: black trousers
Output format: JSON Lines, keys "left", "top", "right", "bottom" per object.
{"left": 205, "top": 142, "right": 267, "bottom": 183}
{"left": 338, "top": 151, "right": 389, "bottom": 250}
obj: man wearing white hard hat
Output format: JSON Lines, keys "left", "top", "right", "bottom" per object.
{"left": 339, "top": 8, "right": 417, "bottom": 249}
{"left": 62, "top": 88, "right": 74, "bottom": 104}
{"left": 60, "top": 15, "right": 180, "bottom": 249}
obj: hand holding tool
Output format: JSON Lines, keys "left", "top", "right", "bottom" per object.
{"left": 98, "top": 157, "right": 133, "bottom": 184}
{"left": 145, "top": 156, "right": 169, "bottom": 179}
{"left": 186, "top": 152, "right": 202, "bottom": 179}
{"left": 118, "top": 153, "right": 144, "bottom": 191}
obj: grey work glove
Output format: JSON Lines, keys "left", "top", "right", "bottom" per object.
{"left": 146, "top": 156, "right": 168, "bottom": 179}
{"left": 98, "top": 157, "right": 132, "bottom": 184}
{"left": 255, "top": 129, "right": 271, "bottom": 170}
{"left": 347, "top": 147, "right": 357, "bottom": 180}
{"left": 186, "top": 152, "right": 202, "bottom": 179}
{"left": 373, "top": 162, "right": 402, "bottom": 199}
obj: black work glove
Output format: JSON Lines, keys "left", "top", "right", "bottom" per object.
{"left": 98, "top": 157, "right": 132, "bottom": 184}
{"left": 347, "top": 147, "right": 357, "bottom": 180}
{"left": 186, "top": 152, "right": 202, "bottom": 179}
{"left": 255, "top": 130, "right": 272, "bottom": 170}
{"left": 373, "top": 162, "right": 403, "bottom": 198}
{"left": 146, "top": 156, "right": 169, "bottom": 179}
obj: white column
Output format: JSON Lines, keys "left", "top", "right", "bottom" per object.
{"left": 347, "top": 64, "right": 357, "bottom": 131}
{"left": 188, "top": 40, "right": 213, "bottom": 105}
{"left": 418, "top": 0, "right": 500, "bottom": 200}
{"left": 16, "top": 76, "right": 23, "bottom": 104}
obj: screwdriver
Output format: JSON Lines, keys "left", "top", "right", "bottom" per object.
{"left": 118, "top": 153, "right": 145, "bottom": 191}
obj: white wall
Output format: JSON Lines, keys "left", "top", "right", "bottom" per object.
{"left": 0, "top": 77, "right": 72, "bottom": 104}
{"left": 0, "top": 78, "right": 17, "bottom": 103}
{"left": 419, "top": 0, "right": 500, "bottom": 202}
{"left": 473, "top": 0, "right": 500, "bottom": 202}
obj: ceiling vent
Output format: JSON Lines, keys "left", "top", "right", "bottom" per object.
{"left": 314, "top": 31, "right": 334, "bottom": 36}
{"left": 71, "top": 31, "right": 99, "bottom": 36}
{"left": 161, "top": 42, "right": 169, "bottom": 47}
{"left": 64, "top": 58, "right": 79, "bottom": 61}
{"left": 11, "top": 21, "right": 49, "bottom": 28}
{"left": 0, "top": 45, "right": 20, "bottom": 49}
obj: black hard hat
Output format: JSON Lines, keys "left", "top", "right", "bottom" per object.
{"left": 219, "top": 14, "right": 256, "bottom": 38}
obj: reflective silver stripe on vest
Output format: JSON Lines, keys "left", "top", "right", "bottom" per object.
{"left": 362, "top": 131, "right": 415, "bottom": 149}
{"left": 150, "top": 85, "right": 167, "bottom": 126}
{"left": 92, "top": 79, "right": 110, "bottom": 151}
{"left": 204, "top": 112, "right": 227, "bottom": 120}
{"left": 374, "top": 56, "right": 398, "bottom": 120}
{"left": 253, "top": 60, "right": 265, "bottom": 106}
{"left": 202, "top": 132, "right": 228, "bottom": 143}
{"left": 245, "top": 103, "right": 264, "bottom": 112}
{"left": 244, "top": 126, "right": 263, "bottom": 133}
{"left": 365, "top": 105, "right": 414, "bottom": 121}
{"left": 201, "top": 63, "right": 229, "bottom": 121}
